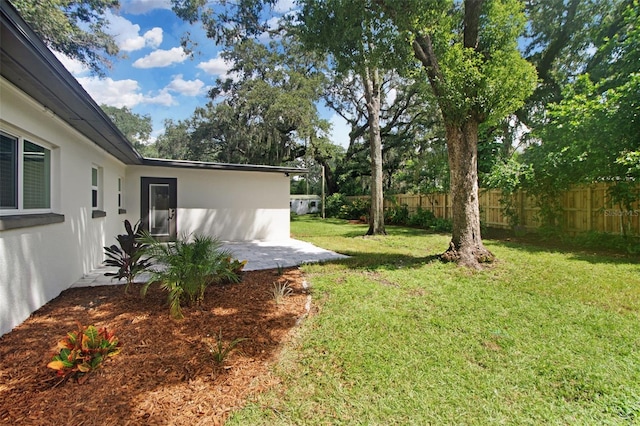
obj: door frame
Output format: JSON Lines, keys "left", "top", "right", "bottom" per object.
{"left": 140, "top": 177, "right": 177, "bottom": 242}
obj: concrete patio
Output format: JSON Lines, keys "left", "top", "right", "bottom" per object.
{"left": 72, "top": 239, "right": 348, "bottom": 288}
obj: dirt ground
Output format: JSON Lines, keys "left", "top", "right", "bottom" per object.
{"left": 0, "top": 268, "right": 308, "bottom": 425}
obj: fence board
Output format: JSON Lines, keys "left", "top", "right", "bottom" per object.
{"left": 347, "top": 183, "right": 640, "bottom": 236}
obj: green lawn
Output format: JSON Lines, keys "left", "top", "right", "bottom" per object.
{"left": 229, "top": 216, "right": 640, "bottom": 425}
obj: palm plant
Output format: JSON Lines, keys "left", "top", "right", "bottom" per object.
{"left": 141, "top": 233, "right": 242, "bottom": 319}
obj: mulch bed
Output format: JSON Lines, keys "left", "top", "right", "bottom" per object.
{"left": 0, "top": 268, "right": 308, "bottom": 425}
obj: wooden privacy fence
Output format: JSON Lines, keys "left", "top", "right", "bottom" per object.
{"left": 349, "top": 183, "right": 640, "bottom": 236}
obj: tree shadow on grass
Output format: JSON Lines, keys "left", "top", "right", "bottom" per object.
{"left": 320, "top": 251, "right": 443, "bottom": 272}
{"left": 484, "top": 237, "right": 640, "bottom": 267}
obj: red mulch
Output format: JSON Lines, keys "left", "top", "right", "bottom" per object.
{"left": 0, "top": 268, "right": 308, "bottom": 425}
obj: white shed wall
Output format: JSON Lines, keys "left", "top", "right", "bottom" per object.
{"left": 126, "top": 165, "right": 291, "bottom": 241}
{"left": 0, "top": 79, "right": 128, "bottom": 335}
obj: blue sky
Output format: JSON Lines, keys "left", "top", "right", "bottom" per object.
{"left": 56, "top": 0, "right": 350, "bottom": 148}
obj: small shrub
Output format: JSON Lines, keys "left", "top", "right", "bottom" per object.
{"left": 407, "top": 207, "right": 436, "bottom": 228}
{"left": 218, "top": 256, "right": 247, "bottom": 283}
{"left": 271, "top": 280, "right": 293, "bottom": 305}
{"left": 275, "top": 263, "right": 284, "bottom": 276}
{"left": 385, "top": 203, "right": 410, "bottom": 225}
{"left": 103, "top": 220, "right": 152, "bottom": 293}
{"left": 207, "top": 329, "right": 247, "bottom": 365}
{"left": 344, "top": 198, "right": 370, "bottom": 221}
{"left": 325, "top": 193, "right": 348, "bottom": 218}
{"left": 141, "top": 233, "right": 243, "bottom": 319}
{"left": 47, "top": 323, "right": 121, "bottom": 384}
{"left": 431, "top": 217, "right": 453, "bottom": 233}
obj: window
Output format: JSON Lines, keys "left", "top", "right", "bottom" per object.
{"left": 0, "top": 133, "right": 17, "bottom": 209}
{"left": 91, "top": 167, "right": 99, "bottom": 209}
{"left": 0, "top": 131, "right": 51, "bottom": 212}
{"left": 117, "top": 177, "right": 122, "bottom": 209}
{"left": 117, "top": 177, "right": 126, "bottom": 214}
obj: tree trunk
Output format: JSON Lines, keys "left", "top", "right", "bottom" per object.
{"left": 363, "top": 67, "right": 386, "bottom": 235}
{"left": 441, "top": 119, "right": 494, "bottom": 268}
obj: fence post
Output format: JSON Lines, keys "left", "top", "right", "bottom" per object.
{"left": 586, "top": 185, "right": 592, "bottom": 232}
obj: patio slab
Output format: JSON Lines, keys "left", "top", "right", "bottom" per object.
{"left": 71, "top": 239, "right": 348, "bottom": 288}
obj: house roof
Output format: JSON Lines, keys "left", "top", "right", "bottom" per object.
{"left": 0, "top": 0, "right": 306, "bottom": 175}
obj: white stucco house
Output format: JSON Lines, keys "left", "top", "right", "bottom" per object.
{"left": 0, "top": 1, "right": 304, "bottom": 336}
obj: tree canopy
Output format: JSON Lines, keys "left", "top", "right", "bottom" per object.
{"left": 9, "top": 0, "right": 120, "bottom": 76}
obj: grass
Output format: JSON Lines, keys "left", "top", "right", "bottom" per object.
{"left": 228, "top": 216, "right": 640, "bottom": 425}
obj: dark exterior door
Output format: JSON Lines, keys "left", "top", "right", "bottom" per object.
{"left": 141, "top": 177, "right": 177, "bottom": 241}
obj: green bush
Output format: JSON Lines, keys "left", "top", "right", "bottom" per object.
{"left": 431, "top": 217, "right": 453, "bottom": 233}
{"left": 141, "top": 233, "right": 243, "bottom": 319}
{"left": 407, "top": 207, "right": 436, "bottom": 228}
{"left": 325, "top": 193, "right": 348, "bottom": 218}
{"left": 325, "top": 193, "right": 370, "bottom": 220}
{"left": 341, "top": 198, "right": 370, "bottom": 220}
{"left": 385, "top": 203, "right": 410, "bottom": 225}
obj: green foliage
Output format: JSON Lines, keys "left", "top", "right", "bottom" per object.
{"left": 384, "top": 202, "right": 409, "bottom": 225}
{"left": 270, "top": 280, "right": 293, "bottom": 305}
{"left": 103, "top": 220, "right": 152, "bottom": 293}
{"left": 151, "top": 36, "right": 329, "bottom": 167}
{"left": 485, "top": 157, "right": 533, "bottom": 227}
{"left": 324, "top": 193, "right": 348, "bottom": 218}
{"left": 324, "top": 194, "right": 370, "bottom": 220}
{"left": 47, "top": 323, "right": 121, "bottom": 384}
{"left": 206, "top": 329, "right": 247, "bottom": 365}
{"left": 9, "top": 0, "right": 120, "bottom": 76}
{"left": 141, "top": 233, "right": 242, "bottom": 319}
{"left": 100, "top": 105, "right": 155, "bottom": 156}
{"left": 561, "top": 231, "right": 640, "bottom": 255}
{"left": 406, "top": 207, "right": 436, "bottom": 228}
{"left": 340, "top": 198, "right": 370, "bottom": 221}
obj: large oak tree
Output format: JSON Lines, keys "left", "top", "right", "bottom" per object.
{"left": 378, "top": 0, "right": 537, "bottom": 267}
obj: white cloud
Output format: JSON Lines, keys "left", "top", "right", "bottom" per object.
{"left": 133, "top": 47, "right": 188, "bottom": 68}
{"left": 120, "top": 0, "right": 172, "bottom": 14}
{"left": 77, "top": 76, "right": 176, "bottom": 108}
{"left": 273, "top": 0, "right": 296, "bottom": 13}
{"left": 196, "top": 54, "right": 233, "bottom": 77}
{"left": 77, "top": 77, "right": 145, "bottom": 108}
{"left": 145, "top": 89, "right": 175, "bottom": 106}
{"left": 53, "top": 51, "right": 89, "bottom": 76}
{"left": 107, "top": 12, "right": 163, "bottom": 52}
{"left": 329, "top": 113, "right": 351, "bottom": 149}
{"left": 166, "top": 75, "right": 206, "bottom": 96}
{"left": 143, "top": 27, "right": 163, "bottom": 49}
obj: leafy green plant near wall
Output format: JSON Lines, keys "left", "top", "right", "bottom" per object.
{"left": 103, "top": 220, "right": 152, "bottom": 293}
{"left": 141, "top": 233, "right": 243, "bottom": 319}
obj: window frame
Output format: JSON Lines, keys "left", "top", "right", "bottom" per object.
{"left": 117, "top": 176, "right": 126, "bottom": 214}
{"left": 0, "top": 130, "right": 53, "bottom": 215}
{"left": 91, "top": 165, "right": 106, "bottom": 218}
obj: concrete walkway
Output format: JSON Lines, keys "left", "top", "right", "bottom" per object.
{"left": 72, "top": 239, "right": 348, "bottom": 288}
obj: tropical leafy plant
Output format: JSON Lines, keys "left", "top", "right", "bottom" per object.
{"left": 103, "top": 220, "right": 152, "bottom": 293}
{"left": 206, "top": 329, "right": 247, "bottom": 365}
{"left": 141, "top": 233, "right": 243, "bottom": 319}
{"left": 47, "top": 323, "right": 121, "bottom": 384}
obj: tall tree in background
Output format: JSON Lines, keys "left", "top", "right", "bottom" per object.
{"left": 521, "top": 0, "right": 640, "bottom": 232}
{"left": 9, "top": 0, "right": 120, "bottom": 76}
{"left": 101, "top": 105, "right": 154, "bottom": 156}
{"left": 379, "top": 0, "right": 537, "bottom": 267}
{"left": 151, "top": 36, "right": 329, "bottom": 168}
{"left": 299, "top": 0, "right": 413, "bottom": 235}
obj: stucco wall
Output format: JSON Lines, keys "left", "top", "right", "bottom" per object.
{"left": 0, "top": 79, "right": 128, "bottom": 336}
{"left": 126, "top": 165, "right": 291, "bottom": 242}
